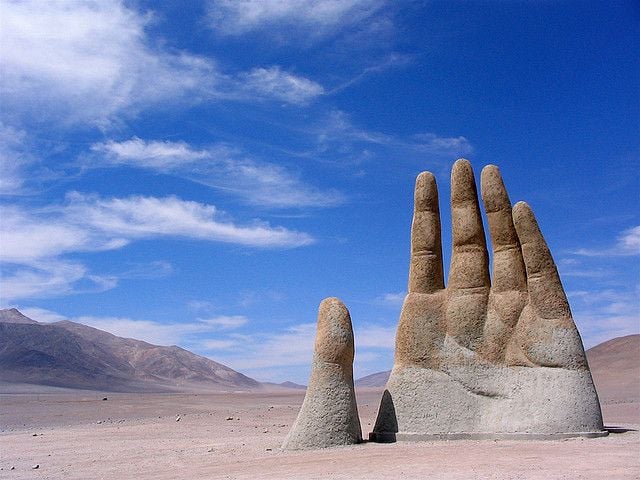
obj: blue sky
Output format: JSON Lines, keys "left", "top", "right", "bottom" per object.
{"left": 0, "top": 0, "right": 638, "bottom": 384}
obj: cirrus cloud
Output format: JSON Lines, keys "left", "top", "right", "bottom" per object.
{"left": 91, "top": 137, "right": 345, "bottom": 208}
{"left": 0, "top": 0, "right": 324, "bottom": 128}
{"left": 0, "top": 193, "right": 314, "bottom": 302}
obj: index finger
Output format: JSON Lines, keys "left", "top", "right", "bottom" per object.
{"left": 408, "top": 171, "right": 445, "bottom": 293}
{"left": 512, "top": 201, "right": 572, "bottom": 320}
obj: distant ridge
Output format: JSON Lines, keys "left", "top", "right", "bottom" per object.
{"left": 586, "top": 334, "right": 640, "bottom": 403}
{"left": 0, "top": 308, "right": 38, "bottom": 324}
{"left": 262, "top": 381, "right": 306, "bottom": 390}
{"left": 355, "top": 335, "right": 640, "bottom": 396}
{"left": 0, "top": 308, "right": 260, "bottom": 392}
{"left": 355, "top": 370, "right": 390, "bottom": 388}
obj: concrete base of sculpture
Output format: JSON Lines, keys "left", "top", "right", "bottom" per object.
{"left": 371, "top": 361, "right": 605, "bottom": 442}
{"left": 282, "top": 298, "right": 362, "bottom": 450}
{"left": 370, "top": 431, "right": 608, "bottom": 442}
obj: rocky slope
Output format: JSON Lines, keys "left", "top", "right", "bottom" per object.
{"left": 0, "top": 308, "right": 260, "bottom": 392}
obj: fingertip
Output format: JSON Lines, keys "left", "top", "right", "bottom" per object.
{"left": 482, "top": 163, "right": 499, "bottom": 172}
{"left": 319, "top": 296, "right": 349, "bottom": 321}
{"left": 512, "top": 201, "right": 543, "bottom": 245}
{"left": 316, "top": 297, "right": 354, "bottom": 364}
{"left": 416, "top": 171, "right": 435, "bottom": 184}
{"left": 480, "top": 164, "right": 500, "bottom": 181}
{"left": 451, "top": 158, "right": 477, "bottom": 204}
{"left": 512, "top": 201, "right": 532, "bottom": 220}
{"left": 414, "top": 171, "right": 438, "bottom": 211}
{"left": 454, "top": 158, "right": 471, "bottom": 167}
{"left": 480, "top": 164, "right": 509, "bottom": 213}
{"left": 320, "top": 296, "right": 345, "bottom": 307}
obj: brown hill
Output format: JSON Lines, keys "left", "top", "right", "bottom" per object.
{"left": 0, "top": 308, "right": 260, "bottom": 392}
{"left": 0, "top": 308, "right": 38, "bottom": 324}
{"left": 355, "top": 334, "right": 640, "bottom": 403}
{"left": 586, "top": 334, "right": 640, "bottom": 404}
{"left": 355, "top": 370, "right": 390, "bottom": 388}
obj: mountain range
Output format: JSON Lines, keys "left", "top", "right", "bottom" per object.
{"left": 1, "top": 308, "right": 637, "bottom": 397}
{"left": 0, "top": 308, "right": 261, "bottom": 392}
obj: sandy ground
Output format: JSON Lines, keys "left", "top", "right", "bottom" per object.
{"left": 1, "top": 388, "right": 638, "bottom": 479}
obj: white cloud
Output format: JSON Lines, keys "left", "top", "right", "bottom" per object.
{"left": 1, "top": 261, "right": 88, "bottom": 301}
{"left": 315, "top": 110, "right": 474, "bottom": 161}
{"left": 208, "top": 0, "right": 386, "bottom": 36}
{"left": 93, "top": 138, "right": 209, "bottom": 169}
{"left": 0, "top": 193, "right": 313, "bottom": 302}
{"left": 0, "top": 0, "right": 323, "bottom": 127}
{"left": 19, "top": 307, "right": 68, "bottom": 324}
{"left": 202, "top": 339, "right": 239, "bottom": 350}
{"left": 412, "top": 133, "right": 475, "bottom": 156}
{"left": 572, "top": 225, "right": 640, "bottom": 257}
{"left": 213, "top": 323, "right": 317, "bottom": 371}
{"left": 73, "top": 316, "right": 204, "bottom": 345}
{"left": 198, "top": 315, "right": 248, "bottom": 329}
{"left": 569, "top": 286, "right": 640, "bottom": 348}
{"left": 355, "top": 324, "right": 396, "bottom": 348}
{"left": 0, "top": 123, "right": 32, "bottom": 195}
{"left": 376, "top": 291, "right": 406, "bottom": 307}
{"left": 62, "top": 192, "right": 314, "bottom": 247}
{"left": 17, "top": 307, "right": 250, "bottom": 347}
{"left": 92, "top": 137, "right": 345, "bottom": 208}
{"left": 239, "top": 66, "right": 325, "bottom": 105}
{"left": 619, "top": 226, "right": 640, "bottom": 252}
{"left": 206, "top": 321, "right": 395, "bottom": 382}
{"left": 0, "top": 0, "right": 217, "bottom": 126}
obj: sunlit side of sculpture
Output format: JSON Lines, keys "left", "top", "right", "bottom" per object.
{"left": 371, "top": 159, "right": 605, "bottom": 441}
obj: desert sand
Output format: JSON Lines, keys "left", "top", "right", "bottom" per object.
{"left": 1, "top": 387, "right": 638, "bottom": 479}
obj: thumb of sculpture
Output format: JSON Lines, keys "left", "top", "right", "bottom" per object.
{"left": 281, "top": 297, "right": 362, "bottom": 450}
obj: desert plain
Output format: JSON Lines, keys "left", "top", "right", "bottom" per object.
{"left": 1, "top": 380, "right": 638, "bottom": 480}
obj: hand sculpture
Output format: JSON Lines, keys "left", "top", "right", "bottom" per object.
{"left": 282, "top": 297, "right": 362, "bottom": 449}
{"left": 371, "top": 159, "right": 604, "bottom": 441}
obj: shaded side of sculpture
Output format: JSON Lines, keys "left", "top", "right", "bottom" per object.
{"left": 282, "top": 297, "right": 362, "bottom": 450}
{"left": 371, "top": 159, "right": 604, "bottom": 441}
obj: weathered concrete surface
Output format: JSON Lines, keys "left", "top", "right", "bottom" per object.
{"left": 282, "top": 298, "right": 362, "bottom": 449}
{"left": 372, "top": 160, "right": 604, "bottom": 441}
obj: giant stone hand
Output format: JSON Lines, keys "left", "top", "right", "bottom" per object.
{"left": 371, "top": 159, "right": 605, "bottom": 441}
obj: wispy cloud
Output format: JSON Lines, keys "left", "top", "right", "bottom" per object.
{"left": 375, "top": 291, "right": 406, "bottom": 307}
{"left": 313, "top": 110, "right": 474, "bottom": 163}
{"left": 571, "top": 225, "right": 640, "bottom": 257}
{"left": 198, "top": 315, "right": 249, "bottom": 329}
{"left": 328, "top": 53, "right": 413, "bottom": 94}
{"left": 238, "top": 66, "right": 325, "bottom": 105}
{"left": 205, "top": 320, "right": 395, "bottom": 382}
{"left": 0, "top": 123, "right": 33, "bottom": 195}
{"left": 18, "top": 307, "right": 249, "bottom": 347}
{"left": 207, "top": 0, "right": 387, "bottom": 37}
{"left": 1, "top": 260, "right": 91, "bottom": 302}
{"left": 0, "top": 0, "right": 324, "bottom": 128}
{"left": 91, "top": 137, "right": 345, "bottom": 208}
{"left": 0, "top": 193, "right": 313, "bottom": 302}
{"left": 569, "top": 286, "right": 640, "bottom": 348}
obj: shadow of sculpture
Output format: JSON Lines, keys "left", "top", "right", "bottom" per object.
{"left": 369, "top": 390, "right": 398, "bottom": 443}
{"left": 605, "top": 426, "right": 637, "bottom": 434}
